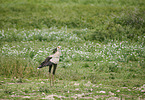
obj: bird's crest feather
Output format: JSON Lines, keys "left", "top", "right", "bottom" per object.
{"left": 52, "top": 48, "right": 57, "bottom": 54}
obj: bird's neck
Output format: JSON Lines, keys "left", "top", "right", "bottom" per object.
{"left": 55, "top": 51, "right": 61, "bottom": 56}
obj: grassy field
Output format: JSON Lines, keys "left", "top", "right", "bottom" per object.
{"left": 0, "top": 0, "right": 145, "bottom": 99}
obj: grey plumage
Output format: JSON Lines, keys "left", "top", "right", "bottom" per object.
{"left": 38, "top": 46, "right": 61, "bottom": 69}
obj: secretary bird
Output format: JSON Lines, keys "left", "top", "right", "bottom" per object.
{"left": 37, "top": 46, "right": 61, "bottom": 86}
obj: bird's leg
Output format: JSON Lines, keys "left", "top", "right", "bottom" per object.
{"left": 52, "top": 74, "right": 54, "bottom": 86}
{"left": 49, "top": 72, "right": 51, "bottom": 86}
{"left": 49, "top": 65, "right": 52, "bottom": 87}
{"left": 52, "top": 64, "right": 57, "bottom": 86}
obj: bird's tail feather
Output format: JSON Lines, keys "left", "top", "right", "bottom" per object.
{"left": 37, "top": 65, "right": 43, "bottom": 69}
{"left": 37, "top": 57, "right": 52, "bottom": 69}
{"left": 37, "top": 64, "right": 46, "bottom": 69}
{"left": 37, "top": 61, "right": 49, "bottom": 69}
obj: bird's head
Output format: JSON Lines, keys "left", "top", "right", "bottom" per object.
{"left": 52, "top": 46, "right": 61, "bottom": 54}
{"left": 57, "top": 46, "right": 61, "bottom": 51}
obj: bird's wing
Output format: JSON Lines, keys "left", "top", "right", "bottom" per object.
{"left": 45, "top": 56, "right": 52, "bottom": 62}
{"left": 39, "top": 56, "right": 52, "bottom": 67}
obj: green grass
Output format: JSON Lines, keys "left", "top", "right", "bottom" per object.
{"left": 0, "top": 0, "right": 145, "bottom": 30}
{"left": 0, "top": 0, "right": 145, "bottom": 42}
{"left": 0, "top": 0, "right": 145, "bottom": 99}
{"left": 0, "top": 77, "right": 145, "bottom": 99}
{"left": 0, "top": 29, "right": 144, "bottom": 99}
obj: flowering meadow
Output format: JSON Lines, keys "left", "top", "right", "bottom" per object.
{"left": 0, "top": 28, "right": 145, "bottom": 99}
{"left": 0, "top": 0, "right": 145, "bottom": 99}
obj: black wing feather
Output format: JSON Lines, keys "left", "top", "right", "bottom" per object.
{"left": 38, "top": 57, "right": 52, "bottom": 68}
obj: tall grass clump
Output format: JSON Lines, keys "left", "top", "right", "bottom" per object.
{"left": 0, "top": 55, "right": 51, "bottom": 78}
